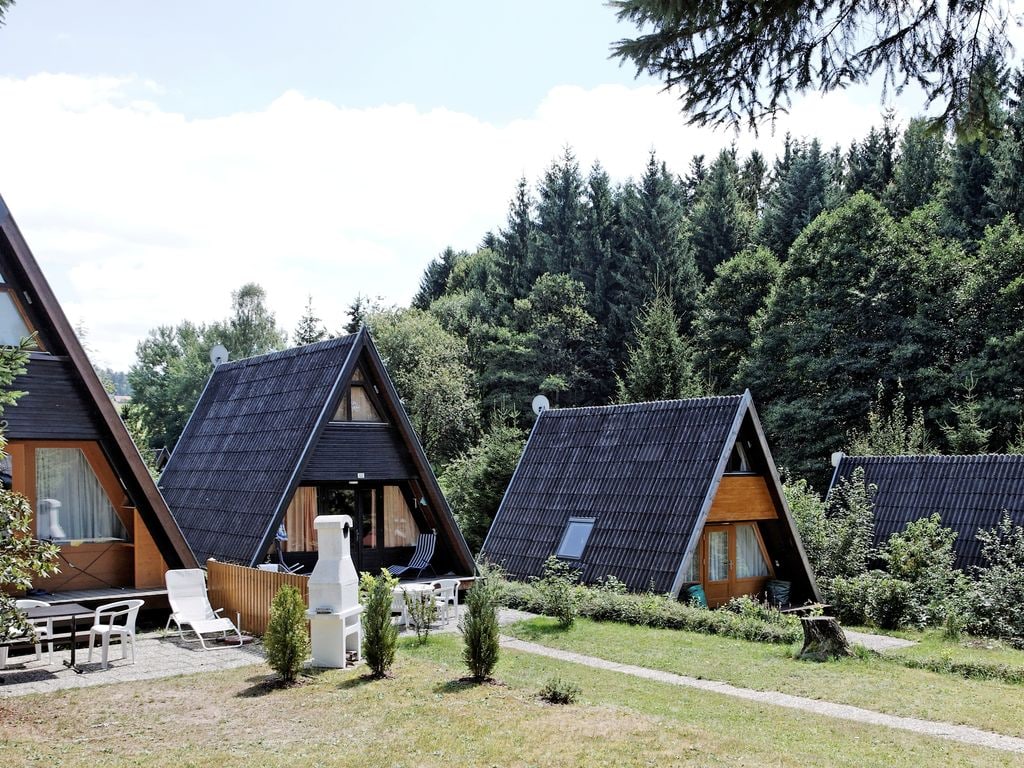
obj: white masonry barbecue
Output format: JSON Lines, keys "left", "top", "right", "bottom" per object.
{"left": 306, "top": 515, "right": 363, "bottom": 667}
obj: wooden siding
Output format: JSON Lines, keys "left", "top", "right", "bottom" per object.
{"left": 5, "top": 356, "right": 100, "bottom": 440}
{"left": 33, "top": 542, "right": 133, "bottom": 592}
{"left": 206, "top": 559, "right": 310, "bottom": 636}
{"left": 706, "top": 475, "right": 778, "bottom": 522}
{"left": 133, "top": 508, "right": 168, "bottom": 588}
{"left": 301, "top": 423, "right": 416, "bottom": 482}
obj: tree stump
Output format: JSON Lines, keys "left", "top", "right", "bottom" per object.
{"left": 797, "top": 616, "right": 852, "bottom": 661}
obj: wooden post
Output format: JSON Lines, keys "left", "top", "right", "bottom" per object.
{"left": 797, "top": 616, "right": 852, "bottom": 661}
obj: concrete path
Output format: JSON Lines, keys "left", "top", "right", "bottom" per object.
{"left": 844, "top": 629, "right": 917, "bottom": 652}
{"left": 501, "top": 637, "right": 1024, "bottom": 755}
{"left": 0, "top": 631, "right": 265, "bottom": 697}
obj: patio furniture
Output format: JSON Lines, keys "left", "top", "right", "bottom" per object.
{"left": 20, "top": 602, "right": 92, "bottom": 673}
{"left": 431, "top": 579, "right": 461, "bottom": 624}
{"left": 87, "top": 599, "right": 144, "bottom": 670}
{"left": 386, "top": 532, "right": 436, "bottom": 579}
{"left": 14, "top": 599, "right": 54, "bottom": 665}
{"left": 391, "top": 582, "right": 435, "bottom": 628}
{"left": 164, "top": 569, "right": 243, "bottom": 649}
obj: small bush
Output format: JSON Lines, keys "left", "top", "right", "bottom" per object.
{"left": 493, "top": 569, "right": 802, "bottom": 644}
{"left": 539, "top": 676, "right": 580, "bottom": 704}
{"left": 264, "top": 585, "right": 311, "bottom": 683}
{"left": 361, "top": 569, "right": 399, "bottom": 678}
{"left": 536, "top": 556, "right": 580, "bottom": 628}
{"left": 462, "top": 578, "right": 500, "bottom": 680}
{"left": 404, "top": 588, "right": 438, "bottom": 644}
{"left": 826, "top": 572, "right": 920, "bottom": 630}
{"left": 966, "top": 514, "right": 1024, "bottom": 645}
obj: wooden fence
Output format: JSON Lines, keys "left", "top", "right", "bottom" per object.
{"left": 206, "top": 559, "right": 309, "bottom": 636}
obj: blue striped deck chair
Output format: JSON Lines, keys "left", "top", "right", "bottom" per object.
{"left": 387, "top": 532, "right": 437, "bottom": 579}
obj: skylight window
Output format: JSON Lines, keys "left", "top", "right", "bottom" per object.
{"left": 556, "top": 517, "right": 595, "bottom": 559}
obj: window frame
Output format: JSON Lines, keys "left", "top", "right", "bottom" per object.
{"left": 555, "top": 517, "right": 596, "bottom": 560}
{"left": 330, "top": 364, "right": 388, "bottom": 424}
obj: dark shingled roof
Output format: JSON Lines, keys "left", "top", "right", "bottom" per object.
{"left": 159, "top": 336, "right": 355, "bottom": 565}
{"left": 830, "top": 454, "right": 1024, "bottom": 570}
{"left": 481, "top": 395, "right": 745, "bottom": 594}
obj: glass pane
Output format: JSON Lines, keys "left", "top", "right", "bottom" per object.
{"left": 350, "top": 386, "right": 382, "bottom": 422}
{"left": 556, "top": 519, "right": 594, "bottom": 559}
{"left": 331, "top": 397, "right": 349, "bottom": 421}
{"left": 283, "top": 486, "right": 318, "bottom": 552}
{"left": 360, "top": 489, "right": 376, "bottom": 548}
{"left": 351, "top": 369, "right": 364, "bottom": 383}
{"left": 0, "top": 291, "right": 31, "bottom": 346}
{"left": 736, "top": 524, "right": 770, "bottom": 578}
{"left": 383, "top": 486, "right": 417, "bottom": 548}
{"left": 708, "top": 530, "right": 729, "bottom": 581}
{"left": 36, "top": 447, "right": 127, "bottom": 542}
{"left": 683, "top": 545, "right": 700, "bottom": 582}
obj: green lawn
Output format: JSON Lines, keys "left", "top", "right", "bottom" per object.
{"left": 0, "top": 635, "right": 1017, "bottom": 767}
{"left": 506, "top": 617, "right": 1024, "bottom": 739}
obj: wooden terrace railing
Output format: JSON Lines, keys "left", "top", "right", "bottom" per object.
{"left": 206, "top": 559, "right": 309, "bottom": 636}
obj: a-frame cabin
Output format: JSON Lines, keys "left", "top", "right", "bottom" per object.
{"left": 0, "top": 195, "right": 198, "bottom": 597}
{"left": 159, "top": 328, "right": 475, "bottom": 577}
{"left": 482, "top": 392, "right": 820, "bottom": 606}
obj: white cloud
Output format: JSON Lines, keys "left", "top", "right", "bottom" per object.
{"left": 0, "top": 73, "right": 899, "bottom": 369}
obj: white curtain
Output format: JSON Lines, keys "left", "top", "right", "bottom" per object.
{"left": 736, "top": 524, "right": 769, "bottom": 578}
{"left": 708, "top": 530, "right": 729, "bottom": 581}
{"left": 35, "top": 448, "right": 127, "bottom": 542}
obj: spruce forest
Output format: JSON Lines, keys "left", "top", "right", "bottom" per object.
{"left": 129, "top": 73, "right": 1024, "bottom": 552}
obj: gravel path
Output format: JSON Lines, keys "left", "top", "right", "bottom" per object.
{"left": 501, "top": 636, "right": 1024, "bottom": 754}
{"left": 844, "top": 629, "right": 917, "bottom": 652}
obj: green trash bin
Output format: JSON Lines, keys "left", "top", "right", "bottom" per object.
{"left": 684, "top": 583, "right": 707, "bottom": 608}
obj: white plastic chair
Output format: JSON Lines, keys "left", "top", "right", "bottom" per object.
{"left": 88, "top": 599, "right": 144, "bottom": 669}
{"left": 431, "top": 579, "right": 461, "bottom": 624}
{"left": 13, "top": 599, "right": 54, "bottom": 666}
{"left": 164, "top": 569, "right": 242, "bottom": 649}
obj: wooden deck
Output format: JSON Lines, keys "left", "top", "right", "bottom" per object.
{"left": 39, "top": 586, "right": 168, "bottom": 605}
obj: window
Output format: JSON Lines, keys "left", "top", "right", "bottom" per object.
{"left": 556, "top": 517, "right": 595, "bottom": 559}
{"left": 682, "top": 544, "right": 701, "bottom": 583}
{"left": 736, "top": 524, "right": 770, "bottom": 579}
{"left": 383, "top": 486, "right": 417, "bottom": 548}
{"left": 35, "top": 447, "right": 127, "bottom": 542}
{"left": 331, "top": 369, "right": 384, "bottom": 423}
{"left": 0, "top": 290, "right": 32, "bottom": 346}
{"left": 725, "top": 441, "right": 752, "bottom": 473}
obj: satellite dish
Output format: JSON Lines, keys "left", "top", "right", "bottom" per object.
{"left": 210, "top": 344, "right": 229, "bottom": 367}
{"left": 531, "top": 394, "right": 550, "bottom": 416}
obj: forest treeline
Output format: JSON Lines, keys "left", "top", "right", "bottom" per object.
{"left": 126, "top": 70, "right": 1024, "bottom": 551}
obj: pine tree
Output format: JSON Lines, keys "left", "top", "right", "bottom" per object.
{"left": 497, "top": 177, "right": 541, "bottom": 301}
{"left": 688, "top": 149, "right": 752, "bottom": 280}
{"left": 885, "top": 118, "right": 947, "bottom": 216}
{"left": 941, "top": 377, "right": 993, "bottom": 454}
{"left": 293, "top": 295, "right": 328, "bottom": 345}
{"left": 535, "top": 147, "right": 584, "bottom": 277}
{"left": 844, "top": 113, "right": 897, "bottom": 198}
{"left": 986, "top": 68, "right": 1024, "bottom": 223}
{"left": 692, "top": 247, "right": 780, "bottom": 391}
{"left": 623, "top": 152, "right": 703, "bottom": 329}
{"left": 739, "top": 150, "right": 768, "bottom": 213}
{"left": 758, "top": 139, "right": 832, "bottom": 259}
{"left": 412, "top": 247, "right": 459, "bottom": 310}
{"left": 617, "top": 289, "right": 700, "bottom": 403}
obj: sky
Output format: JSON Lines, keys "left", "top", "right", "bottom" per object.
{"left": 0, "top": 1, "right": 928, "bottom": 370}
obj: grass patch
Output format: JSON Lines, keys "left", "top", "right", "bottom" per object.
{"left": 506, "top": 617, "right": 1024, "bottom": 739}
{"left": 858, "top": 627, "right": 1024, "bottom": 685}
{"left": 0, "top": 635, "right": 1018, "bottom": 767}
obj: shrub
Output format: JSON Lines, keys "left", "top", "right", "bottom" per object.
{"left": 264, "top": 585, "right": 311, "bottom": 682}
{"left": 966, "top": 513, "right": 1024, "bottom": 644}
{"left": 360, "top": 569, "right": 399, "bottom": 678}
{"left": 539, "top": 676, "right": 580, "bottom": 704}
{"left": 536, "top": 556, "right": 581, "bottom": 628}
{"left": 494, "top": 569, "right": 802, "bottom": 644}
{"left": 825, "top": 575, "right": 871, "bottom": 625}
{"left": 403, "top": 587, "right": 438, "bottom": 644}
{"left": 883, "top": 514, "right": 962, "bottom": 625}
{"left": 864, "top": 573, "right": 917, "bottom": 630}
{"left": 462, "top": 577, "right": 500, "bottom": 680}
